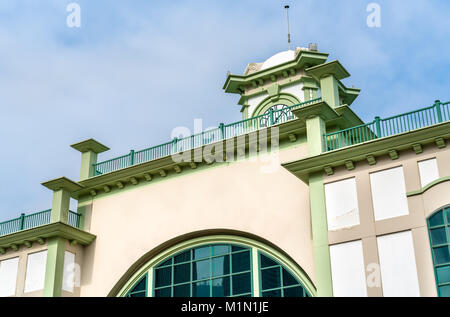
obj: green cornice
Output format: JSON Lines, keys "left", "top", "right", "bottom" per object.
{"left": 71, "top": 138, "right": 110, "bottom": 154}
{"left": 333, "top": 105, "right": 365, "bottom": 129}
{"left": 407, "top": 176, "right": 450, "bottom": 197}
{"left": 41, "top": 177, "right": 84, "bottom": 192}
{"left": 291, "top": 100, "right": 340, "bottom": 124}
{"left": 305, "top": 60, "right": 350, "bottom": 81}
{"left": 223, "top": 50, "right": 329, "bottom": 94}
{"left": 336, "top": 80, "right": 361, "bottom": 106}
{"left": 73, "top": 120, "right": 309, "bottom": 200}
{"left": 283, "top": 121, "right": 450, "bottom": 183}
{"left": 0, "top": 222, "right": 96, "bottom": 250}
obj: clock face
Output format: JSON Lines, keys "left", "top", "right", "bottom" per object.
{"left": 259, "top": 104, "right": 295, "bottom": 127}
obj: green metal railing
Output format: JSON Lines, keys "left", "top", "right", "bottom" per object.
{"left": 0, "top": 210, "right": 82, "bottom": 237}
{"left": 324, "top": 100, "right": 450, "bottom": 151}
{"left": 93, "top": 97, "right": 322, "bottom": 176}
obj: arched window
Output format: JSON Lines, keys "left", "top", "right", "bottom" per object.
{"left": 427, "top": 206, "right": 450, "bottom": 297}
{"left": 119, "top": 239, "right": 314, "bottom": 297}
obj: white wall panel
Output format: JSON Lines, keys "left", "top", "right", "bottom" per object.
{"left": 418, "top": 158, "right": 439, "bottom": 187}
{"left": 325, "top": 178, "right": 360, "bottom": 230}
{"left": 24, "top": 251, "right": 47, "bottom": 293}
{"left": 370, "top": 167, "right": 409, "bottom": 221}
{"left": 62, "top": 251, "right": 76, "bottom": 292}
{"left": 330, "top": 240, "right": 367, "bottom": 297}
{"left": 377, "top": 231, "right": 420, "bottom": 297}
{"left": 0, "top": 257, "right": 19, "bottom": 297}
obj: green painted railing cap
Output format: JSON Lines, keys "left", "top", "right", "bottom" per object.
{"left": 71, "top": 138, "right": 110, "bottom": 154}
{"left": 41, "top": 177, "right": 84, "bottom": 192}
{"left": 305, "top": 60, "right": 350, "bottom": 81}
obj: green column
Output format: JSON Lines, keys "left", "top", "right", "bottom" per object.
{"left": 71, "top": 139, "right": 109, "bottom": 181}
{"left": 320, "top": 75, "right": 340, "bottom": 108}
{"left": 50, "top": 189, "right": 70, "bottom": 224}
{"left": 306, "top": 116, "right": 326, "bottom": 156}
{"left": 43, "top": 237, "right": 66, "bottom": 297}
{"left": 306, "top": 116, "right": 333, "bottom": 296}
{"left": 309, "top": 173, "right": 333, "bottom": 297}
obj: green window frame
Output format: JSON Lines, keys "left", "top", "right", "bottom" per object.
{"left": 427, "top": 206, "right": 450, "bottom": 297}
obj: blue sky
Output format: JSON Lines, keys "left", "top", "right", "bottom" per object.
{"left": 0, "top": 0, "right": 449, "bottom": 221}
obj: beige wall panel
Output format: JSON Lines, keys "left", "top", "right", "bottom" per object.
{"left": 80, "top": 145, "right": 314, "bottom": 296}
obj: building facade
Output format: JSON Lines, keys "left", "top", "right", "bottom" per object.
{"left": 0, "top": 46, "right": 449, "bottom": 297}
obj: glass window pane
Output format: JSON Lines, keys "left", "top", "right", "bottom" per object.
{"left": 193, "top": 280, "right": 210, "bottom": 297}
{"left": 439, "top": 285, "right": 450, "bottom": 297}
{"left": 174, "top": 284, "right": 190, "bottom": 297}
{"left": 447, "top": 208, "right": 450, "bottom": 223}
{"left": 261, "top": 267, "right": 281, "bottom": 290}
{"left": 260, "top": 254, "right": 278, "bottom": 268}
{"left": 174, "top": 263, "right": 190, "bottom": 284}
{"left": 131, "top": 276, "right": 147, "bottom": 292}
{"left": 157, "top": 258, "right": 172, "bottom": 268}
{"left": 212, "top": 277, "right": 230, "bottom": 297}
{"left": 232, "top": 272, "right": 251, "bottom": 295}
{"left": 434, "top": 246, "right": 450, "bottom": 265}
{"left": 155, "top": 287, "right": 171, "bottom": 297}
{"left": 212, "top": 256, "right": 230, "bottom": 277}
{"left": 262, "top": 289, "right": 281, "bottom": 297}
{"left": 284, "top": 286, "right": 304, "bottom": 297}
{"left": 213, "top": 245, "right": 229, "bottom": 256}
{"left": 282, "top": 268, "right": 298, "bottom": 287}
{"left": 155, "top": 267, "right": 172, "bottom": 287}
{"left": 174, "top": 251, "right": 191, "bottom": 264}
{"left": 231, "top": 245, "right": 246, "bottom": 252}
{"left": 431, "top": 228, "right": 447, "bottom": 245}
{"left": 232, "top": 251, "right": 250, "bottom": 273}
{"left": 436, "top": 265, "right": 450, "bottom": 284}
{"left": 193, "top": 260, "right": 211, "bottom": 281}
{"left": 429, "top": 211, "right": 444, "bottom": 227}
{"left": 194, "top": 246, "right": 210, "bottom": 260}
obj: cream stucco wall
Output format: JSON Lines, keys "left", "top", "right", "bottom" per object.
{"left": 79, "top": 141, "right": 314, "bottom": 296}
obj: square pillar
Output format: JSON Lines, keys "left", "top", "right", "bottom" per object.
{"left": 42, "top": 177, "right": 84, "bottom": 224}
{"left": 43, "top": 237, "right": 66, "bottom": 297}
{"left": 71, "top": 139, "right": 109, "bottom": 181}
{"left": 306, "top": 116, "right": 326, "bottom": 156}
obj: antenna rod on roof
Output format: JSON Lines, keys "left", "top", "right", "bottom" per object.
{"left": 284, "top": 5, "right": 291, "bottom": 51}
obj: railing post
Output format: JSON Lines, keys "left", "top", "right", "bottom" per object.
{"left": 375, "top": 116, "right": 382, "bottom": 138}
{"left": 129, "top": 150, "right": 135, "bottom": 166}
{"left": 219, "top": 123, "right": 225, "bottom": 140}
{"left": 435, "top": 100, "right": 443, "bottom": 123}
{"left": 19, "top": 213, "right": 25, "bottom": 230}
{"left": 173, "top": 137, "right": 178, "bottom": 153}
{"left": 269, "top": 108, "right": 274, "bottom": 126}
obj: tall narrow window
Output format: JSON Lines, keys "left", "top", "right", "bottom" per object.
{"left": 427, "top": 207, "right": 450, "bottom": 297}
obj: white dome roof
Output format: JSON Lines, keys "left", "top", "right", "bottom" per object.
{"left": 261, "top": 50, "right": 295, "bottom": 70}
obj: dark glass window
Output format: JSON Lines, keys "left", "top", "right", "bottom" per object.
{"left": 153, "top": 244, "right": 252, "bottom": 297}
{"left": 428, "top": 207, "right": 450, "bottom": 297}
{"left": 259, "top": 253, "right": 309, "bottom": 297}
{"left": 125, "top": 274, "right": 147, "bottom": 297}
